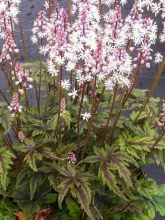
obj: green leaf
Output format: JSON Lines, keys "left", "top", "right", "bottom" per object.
{"left": 152, "top": 184, "right": 165, "bottom": 216}
{"left": 57, "top": 164, "right": 93, "bottom": 219}
{"left": 0, "top": 147, "right": 15, "bottom": 190}
{"left": 16, "top": 168, "right": 30, "bottom": 186}
{"left": 58, "top": 178, "right": 73, "bottom": 208}
{"left": 29, "top": 175, "right": 38, "bottom": 200}
{"left": 43, "top": 193, "right": 57, "bottom": 204}
{"left": 132, "top": 178, "right": 165, "bottom": 219}
{"left": 130, "top": 111, "right": 148, "bottom": 122}
{"left": 84, "top": 146, "right": 137, "bottom": 198}
{"left": 16, "top": 139, "right": 54, "bottom": 171}
{"left": 76, "top": 187, "right": 94, "bottom": 220}
{"left": 0, "top": 108, "right": 13, "bottom": 134}
{"left": 61, "top": 110, "right": 71, "bottom": 130}
{"left": 136, "top": 178, "right": 158, "bottom": 200}
{"left": 0, "top": 199, "right": 18, "bottom": 220}
{"left": 66, "top": 198, "right": 83, "bottom": 220}
{"left": 24, "top": 151, "right": 42, "bottom": 172}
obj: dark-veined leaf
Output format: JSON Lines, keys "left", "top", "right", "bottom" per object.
{"left": 83, "top": 145, "right": 138, "bottom": 198}
{"left": 57, "top": 163, "right": 94, "bottom": 219}
{"left": 0, "top": 108, "right": 13, "bottom": 134}
{"left": 0, "top": 147, "right": 15, "bottom": 190}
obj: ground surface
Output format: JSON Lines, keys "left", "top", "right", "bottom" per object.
{"left": 0, "top": 1, "right": 165, "bottom": 219}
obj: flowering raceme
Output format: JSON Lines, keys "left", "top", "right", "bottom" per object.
{"left": 0, "top": 0, "right": 20, "bottom": 61}
{"left": 0, "top": 30, "right": 19, "bottom": 62}
{"left": 0, "top": 0, "right": 20, "bottom": 38}
{"left": 8, "top": 92, "right": 22, "bottom": 116}
{"left": 13, "top": 62, "right": 33, "bottom": 90}
{"left": 31, "top": 0, "right": 164, "bottom": 98}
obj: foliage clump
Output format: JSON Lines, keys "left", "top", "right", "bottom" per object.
{"left": 0, "top": 0, "right": 165, "bottom": 219}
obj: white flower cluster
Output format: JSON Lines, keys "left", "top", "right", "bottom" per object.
{"left": 0, "top": 0, "right": 21, "bottom": 63}
{"left": 31, "top": 0, "right": 165, "bottom": 121}
{"left": 8, "top": 92, "right": 22, "bottom": 116}
{"left": 0, "top": 0, "right": 20, "bottom": 39}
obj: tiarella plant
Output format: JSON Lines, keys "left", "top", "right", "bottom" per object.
{"left": 0, "top": 0, "right": 165, "bottom": 219}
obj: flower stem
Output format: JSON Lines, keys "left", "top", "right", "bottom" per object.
{"left": 104, "top": 84, "right": 118, "bottom": 141}
{"left": 67, "top": 0, "right": 72, "bottom": 24}
{"left": 18, "top": 15, "right": 28, "bottom": 61}
{"left": 38, "top": 54, "right": 43, "bottom": 113}
{"left": 134, "top": 56, "right": 165, "bottom": 123}
{"left": 1, "top": 64, "right": 13, "bottom": 90}
{"left": 82, "top": 77, "right": 97, "bottom": 157}
{"left": 48, "top": 0, "right": 52, "bottom": 19}
{"left": 99, "top": 0, "right": 102, "bottom": 14}
{"left": 0, "top": 89, "right": 10, "bottom": 105}
{"left": 24, "top": 88, "right": 29, "bottom": 133}
{"left": 152, "top": 129, "right": 165, "bottom": 148}
{"left": 33, "top": 80, "right": 40, "bottom": 113}
{"left": 109, "top": 94, "right": 124, "bottom": 145}
{"left": 77, "top": 83, "right": 86, "bottom": 158}
{"left": 55, "top": 65, "right": 63, "bottom": 137}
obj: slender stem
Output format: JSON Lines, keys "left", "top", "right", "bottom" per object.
{"left": 3, "top": 137, "right": 10, "bottom": 148}
{"left": 82, "top": 77, "right": 97, "bottom": 156}
{"left": 1, "top": 64, "right": 13, "bottom": 90}
{"left": 33, "top": 80, "right": 40, "bottom": 113}
{"left": 92, "top": 195, "right": 103, "bottom": 220}
{"left": 109, "top": 64, "right": 141, "bottom": 144}
{"left": 77, "top": 83, "right": 86, "bottom": 158}
{"left": 38, "top": 55, "right": 43, "bottom": 113}
{"left": 4, "top": 135, "right": 17, "bottom": 155}
{"left": 74, "top": 80, "right": 78, "bottom": 105}
{"left": 109, "top": 94, "right": 124, "bottom": 145}
{"left": 117, "top": 201, "right": 131, "bottom": 214}
{"left": 81, "top": 85, "right": 105, "bottom": 159}
{"left": 18, "top": 15, "right": 28, "bottom": 60}
{"left": 134, "top": 56, "right": 165, "bottom": 123}
{"left": 122, "top": 53, "right": 143, "bottom": 108}
{"left": 9, "top": 17, "right": 15, "bottom": 42}
{"left": 6, "top": 134, "right": 13, "bottom": 146}
{"left": 152, "top": 129, "right": 165, "bottom": 148}
{"left": 107, "top": 54, "right": 143, "bottom": 141}
{"left": 55, "top": 65, "right": 63, "bottom": 136}
{"left": 0, "top": 89, "right": 10, "bottom": 105}
{"left": 48, "top": 0, "right": 52, "bottom": 19}
{"left": 99, "top": 0, "right": 102, "bottom": 14}
{"left": 67, "top": 0, "right": 72, "bottom": 24}
{"left": 108, "top": 54, "right": 145, "bottom": 144}
{"left": 70, "top": 71, "right": 73, "bottom": 91}
{"left": 95, "top": 86, "right": 105, "bottom": 110}
{"left": 0, "top": 192, "right": 14, "bottom": 198}
{"left": 53, "top": 77, "right": 56, "bottom": 95}
{"left": 44, "top": 68, "right": 49, "bottom": 96}
{"left": 12, "top": 125, "right": 18, "bottom": 138}
{"left": 104, "top": 85, "right": 118, "bottom": 141}
{"left": 24, "top": 88, "right": 29, "bottom": 133}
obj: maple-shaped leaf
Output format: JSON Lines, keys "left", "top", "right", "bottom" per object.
{"left": 83, "top": 145, "right": 138, "bottom": 198}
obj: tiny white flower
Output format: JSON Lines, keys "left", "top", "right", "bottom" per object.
{"left": 19, "top": 89, "right": 24, "bottom": 95}
{"left": 39, "top": 46, "right": 48, "bottom": 55}
{"left": 105, "top": 79, "right": 114, "bottom": 91}
{"left": 68, "top": 89, "right": 78, "bottom": 99}
{"left": 81, "top": 112, "right": 91, "bottom": 121}
{"left": 44, "top": 1, "right": 49, "bottom": 9}
{"left": 155, "top": 53, "right": 163, "bottom": 64}
{"left": 163, "top": 103, "right": 165, "bottom": 112}
{"left": 61, "top": 79, "right": 71, "bottom": 90}
{"left": 31, "top": 35, "right": 38, "bottom": 44}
